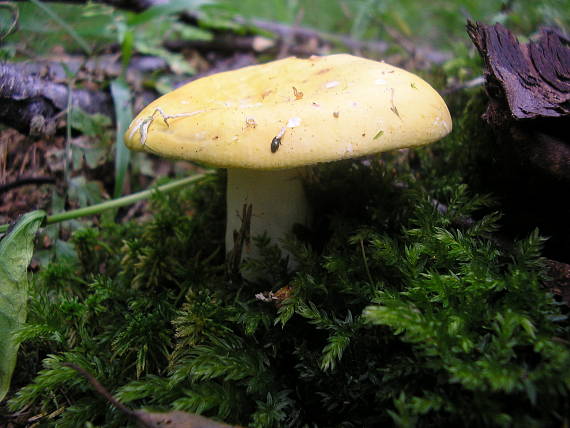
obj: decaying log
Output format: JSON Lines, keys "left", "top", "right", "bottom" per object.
{"left": 468, "top": 22, "right": 569, "bottom": 119}
{"left": 467, "top": 21, "right": 570, "bottom": 181}
{"left": 0, "top": 62, "right": 113, "bottom": 135}
{"left": 0, "top": 62, "right": 114, "bottom": 113}
{"left": 0, "top": 56, "right": 167, "bottom": 135}
{"left": 0, "top": 51, "right": 256, "bottom": 136}
{"left": 7, "top": 55, "right": 168, "bottom": 83}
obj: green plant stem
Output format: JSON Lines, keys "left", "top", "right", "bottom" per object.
{"left": 0, "top": 174, "right": 208, "bottom": 234}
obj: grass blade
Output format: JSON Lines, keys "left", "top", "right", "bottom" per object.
{"left": 111, "top": 79, "right": 133, "bottom": 198}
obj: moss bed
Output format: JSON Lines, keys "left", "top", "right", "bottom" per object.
{"left": 4, "top": 93, "right": 570, "bottom": 427}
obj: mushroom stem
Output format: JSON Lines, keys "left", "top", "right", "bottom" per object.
{"left": 226, "top": 167, "right": 310, "bottom": 266}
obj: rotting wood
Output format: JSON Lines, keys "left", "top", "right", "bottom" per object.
{"left": 0, "top": 62, "right": 113, "bottom": 135}
{"left": 467, "top": 21, "right": 570, "bottom": 119}
{"left": 467, "top": 21, "right": 570, "bottom": 182}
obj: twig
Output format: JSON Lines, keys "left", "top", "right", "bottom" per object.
{"left": 0, "top": 176, "right": 56, "bottom": 193}
{"left": 62, "top": 362, "right": 242, "bottom": 428}
{"left": 64, "top": 73, "right": 75, "bottom": 186}
{"left": 382, "top": 24, "right": 452, "bottom": 65}
{"left": 61, "top": 363, "right": 142, "bottom": 424}
{"left": 277, "top": 8, "right": 304, "bottom": 59}
{"left": 234, "top": 15, "right": 389, "bottom": 56}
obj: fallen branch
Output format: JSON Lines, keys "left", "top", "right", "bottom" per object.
{"left": 8, "top": 55, "right": 168, "bottom": 83}
{"left": 0, "top": 54, "right": 170, "bottom": 135}
{"left": 232, "top": 15, "right": 391, "bottom": 57}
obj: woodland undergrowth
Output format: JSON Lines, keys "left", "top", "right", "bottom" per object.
{"left": 6, "top": 94, "right": 570, "bottom": 427}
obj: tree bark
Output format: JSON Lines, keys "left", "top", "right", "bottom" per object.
{"left": 467, "top": 21, "right": 570, "bottom": 181}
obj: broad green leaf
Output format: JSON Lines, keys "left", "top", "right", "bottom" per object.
{"left": 134, "top": 42, "right": 195, "bottom": 75}
{"left": 69, "top": 109, "right": 112, "bottom": 170}
{"left": 111, "top": 79, "right": 133, "bottom": 198}
{"left": 28, "top": 0, "right": 92, "bottom": 54}
{"left": 0, "top": 210, "right": 46, "bottom": 401}
{"left": 69, "top": 108, "right": 111, "bottom": 137}
{"left": 68, "top": 176, "right": 105, "bottom": 208}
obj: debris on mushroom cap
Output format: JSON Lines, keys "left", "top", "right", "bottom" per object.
{"left": 124, "top": 54, "right": 452, "bottom": 170}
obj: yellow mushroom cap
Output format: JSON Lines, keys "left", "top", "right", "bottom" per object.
{"left": 124, "top": 54, "right": 452, "bottom": 170}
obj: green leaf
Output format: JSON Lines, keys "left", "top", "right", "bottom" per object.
{"left": 0, "top": 210, "right": 46, "bottom": 401}
{"left": 69, "top": 108, "right": 111, "bottom": 137}
{"left": 134, "top": 42, "right": 195, "bottom": 75}
{"left": 69, "top": 108, "right": 113, "bottom": 171}
{"left": 321, "top": 331, "right": 350, "bottom": 371}
{"left": 119, "top": 27, "right": 135, "bottom": 74}
{"left": 68, "top": 176, "right": 105, "bottom": 208}
{"left": 28, "top": 0, "right": 92, "bottom": 54}
{"left": 110, "top": 79, "right": 133, "bottom": 198}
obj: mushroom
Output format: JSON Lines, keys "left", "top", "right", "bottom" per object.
{"left": 124, "top": 54, "right": 452, "bottom": 270}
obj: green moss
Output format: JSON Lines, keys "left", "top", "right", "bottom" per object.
{"left": 6, "top": 96, "right": 570, "bottom": 427}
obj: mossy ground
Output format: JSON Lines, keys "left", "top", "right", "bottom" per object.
{"left": 5, "top": 92, "right": 570, "bottom": 427}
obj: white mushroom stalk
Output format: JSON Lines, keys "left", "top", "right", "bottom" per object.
{"left": 226, "top": 167, "right": 309, "bottom": 261}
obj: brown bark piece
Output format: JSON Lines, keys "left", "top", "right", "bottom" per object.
{"left": 466, "top": 21, "right": 570, "bottom": 182}
{"left": 467, "top": 21, "right": 570, "bottom": 119}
